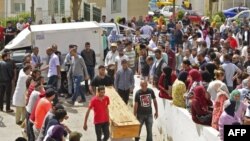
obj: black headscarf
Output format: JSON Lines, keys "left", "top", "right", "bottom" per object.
{"left": 163, "top": 66, "right": 172, "bottom": 89}
{"left": 225, "top": 100, "right": 236, "bottom": 117}
{"left": 178, "top": 71, "right": 188, "bottom": 83}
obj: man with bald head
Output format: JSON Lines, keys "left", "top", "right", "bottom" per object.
{"left": 134, "top": 80, "right": 158, "bottom": 141}
{"left": 42, "top": 47, "right": 61, "bottom": 103}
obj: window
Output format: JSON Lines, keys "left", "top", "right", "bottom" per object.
{"left": 12, "top": 3, "right": 25, "bottom": 13}
{"left": 48, "top": 0, "right": 65, "bottom": 15}
{"left": 239, "top": 12, "right": 250, "bottom": 19}
{"left": 111, "top": 0, "right": 121, "bottom": 13}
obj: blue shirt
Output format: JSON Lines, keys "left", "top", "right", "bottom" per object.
{"left": 114, "top": 68, "right": 134, "bottom": 90}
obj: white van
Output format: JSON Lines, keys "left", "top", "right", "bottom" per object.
{"left": 4, "top": 21, "right": 103, "bottom": 92}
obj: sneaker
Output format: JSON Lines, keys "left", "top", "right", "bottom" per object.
{"left": 59, "top": 93, "right": 65, "bottom": 97}
{"left": 6, "top": 109, "right": 14, "bottom": 113}
{"left": 16, "top": 121, "right": 23, "bottom": 125}
{"left": 67, "top": 100, "right": 74, "bottom": 105}
{"left": 78, "top": 99, "right": 86, "bottom": 103}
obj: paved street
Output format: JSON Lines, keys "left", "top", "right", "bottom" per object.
{"left": 0, "top": 76, "right": 161, "bottom": 141}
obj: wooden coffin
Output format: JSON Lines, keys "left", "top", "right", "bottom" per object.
{"left": 105, "top": 87, "right": 140, "bottom": 139}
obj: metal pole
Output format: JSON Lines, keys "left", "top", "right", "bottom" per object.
{"left": 173, "top": 0, "right": 176, "bottom": 22}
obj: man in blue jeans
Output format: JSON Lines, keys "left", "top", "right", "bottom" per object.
{"left": 67, "top": 48, "right": 89, "bottom": 105}
{"left": 134, "top": 80, "right": 158, "bottom": 141}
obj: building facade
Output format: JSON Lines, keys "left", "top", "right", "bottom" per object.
{"left": 88, "top": 0, "right": 148, "bottom": 20}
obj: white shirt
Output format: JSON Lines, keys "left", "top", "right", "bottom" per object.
{"left": 13, "top": 69, "right": 29, "bottom": 107}
{"left": 242, "top": 46, "right": 248, "bottom": 62}
{"left": 220, "top": 24, "right": 226, "bottom": 33}
{"left": 148, "top": 40, "right": 157, "bottom": 56}
{"left": 221, "top": 62, "right": 241, "bottom": 87}
{"left": 115, "top": 55, "right": 129, "bottom": 71}
{"left": 105, "top": 51, "right": 118, "bottom": 66}
{"left": 245, "top": 31, "right": 248, "bottom": 42}
{"left": 48, "top": 53, "right": 60, "bottom": 77}
{"left": 207, "top": 80, "right": 229, "bottom": 103}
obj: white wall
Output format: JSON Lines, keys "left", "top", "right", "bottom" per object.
{"left": 133, "top": 76, "right": 221, "bottom": 141}
{"left": 105, "top": 0, "right": 128, "bottom": 20}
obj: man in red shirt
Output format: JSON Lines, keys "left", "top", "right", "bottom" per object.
{"left": 0, "top": 25, "right": 4, "bottom": 50}
{"left": 83, "top": 86, "right": 110, "bottom": 141}
{"left": 227, "top": 31, "right": 238, "bottom": 50}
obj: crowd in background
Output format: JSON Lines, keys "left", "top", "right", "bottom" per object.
{"left": 1, "top": 12, "right": 250, "bottom": 141}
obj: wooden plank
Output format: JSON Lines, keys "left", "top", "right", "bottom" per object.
{"left": 105, "top": 87, "right": 140, "bottom": 138}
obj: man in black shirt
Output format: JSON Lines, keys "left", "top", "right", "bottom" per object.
{"left": 4, "top": 21, "right": 16, "bottom": 45}
{"left": 90, "top": 65, "right": 113, "bottom": 95}
{"left": 134, "top": 80, "right": 158, "bottom": 141}
{"left": 0, "top": 52, "right": 14, "bottom": 112}
{"left": 81, "top": 42, "right": 96, "bottom": 95}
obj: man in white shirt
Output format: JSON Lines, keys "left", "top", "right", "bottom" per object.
{"left": 115, "top": 47, "right": 129, "bottom": 71}
{"left": 105, "top": 43, "right": 119, "bottom": 80}
{"left": 220, "top": 21, "right": 227, "bottom": 33}
{"left": 42, "top": 47, "right": 61, "bottom": 103}
{"left": 147, "top": 35, "right": 158, "bottom": 56}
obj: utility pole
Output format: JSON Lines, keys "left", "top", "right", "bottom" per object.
{"left": 173, "top": 0, "right": 176, "bottom": 22}
{"left": 31, "top": 0, "right": 35, "bottom": 22}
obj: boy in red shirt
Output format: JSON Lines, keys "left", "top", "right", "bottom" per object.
{"left": 83, "top": 86, "right": 110, "bottom": 141}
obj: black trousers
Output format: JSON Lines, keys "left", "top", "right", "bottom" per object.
{"left": 26, "top": 111, "right": 35, "bottom": 141}
{"left": 118, "top": 89, "right": 130, "bottom": 104}
{"left": 0, "top": 82, "right": 12, "bottom": 110}
{"left": 95, "top": 122, "right": 110, "bottom": 141}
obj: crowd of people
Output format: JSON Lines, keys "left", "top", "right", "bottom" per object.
{"left": 1, "top": 11, "right": 250, "bottom": 141}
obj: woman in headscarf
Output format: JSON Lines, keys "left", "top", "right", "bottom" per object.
{"left": 230, "top": 90, "right": 247, "bottom": 123}
{"left": 207, "top": 69, "right": 229, "bottom": 104}
{"left": 185, "top": 69, "right": 202, "bottom": 111}
{"left": 158, "top": 66, "right": 177, "bottom": 100}
{"left": 191, "top": 86, "right": 213, "bottom": 125}
{"left": 108, "top": 30, "right": 119, "bottom": 44}
{"left": 219, "top": 100, "right": 240, "bottom": 141}
{"left": 188, "top": 69, "right": 202, "bottom": 90}
{"left": 212, "top": 90, "right": 229, "bottom": 130}
{"left": 172, "top": 71, "right": 188, "bottom": 108}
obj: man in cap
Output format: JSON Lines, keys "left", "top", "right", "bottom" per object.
{"left": 105, "top": 43, "right": 118, "bottom": 80}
